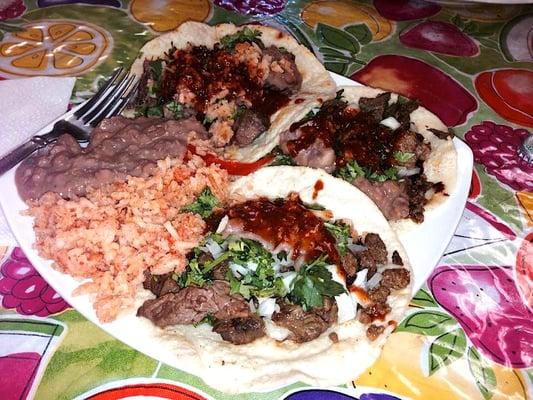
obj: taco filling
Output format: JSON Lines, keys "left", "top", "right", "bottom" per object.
{"left": 138, "top": 193, "right": 410, "bottom": 344}
{"left": 277, "top": 91, "right": 448, "bottom": 222}
{"left": 133, "top": 27, "right": 302, "bottom": 150}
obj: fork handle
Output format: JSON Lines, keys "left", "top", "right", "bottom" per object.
{"left": 0, "top": 123, "right": 67, "bottom": 176}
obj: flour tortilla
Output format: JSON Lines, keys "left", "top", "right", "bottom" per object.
{"left": 285, "top": 86, "right": 458, "bottom": 234}
{"left": 129, "top": 22, "right": 336, "bottom": 162}
{"left": 134, "top": 166, "right": 412, "bottom": 393}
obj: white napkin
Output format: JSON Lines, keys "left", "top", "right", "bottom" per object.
{"left": 0, "top": 76, "right": 76, "bottom": 246}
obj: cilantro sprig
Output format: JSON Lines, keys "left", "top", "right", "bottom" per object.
{"left": 181, "top": 187, "right": 219, "bottom": 218}
{"left": 336, "top": 160, "right": 398, "bottom": 183}
{"left": 324, "top": 221, "right": 351, "bottom": 256}
{"left": 289, "top": 256, "right": 345, "bottom": 311}
{"left": 393, "top": 151, "right": 414, "bottom": 163}
{"left": 220, "top": 27, "right": 263, "bottom": 49}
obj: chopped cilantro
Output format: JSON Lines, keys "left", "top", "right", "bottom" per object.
{"left": 232, "top": 105, "right": 246, "bottom": 121}
{"left": 148, "top": 59, "right": 163, "bottom": 92}
{"left": 305, "top": 203, "right": 325, "bottom": 211}
{"left": 202, "top": 115, "right": 214, "bottom": 126}
{"left": 180, "top": 187, "right": 219, "bottom": 218}
{"left": 194, "top": 314, "right": 215, "bottom": 327}
{"left": 165, "top": 101, "right": 184, "bottom": 119}
{"left": 135, "top": 104, "right": 164, "bottom": 117}
{"left": 335, "top": 160, "right": 366, "bottom": 181}
{"left": 324, "top": 221, "right": 351, "bottom": 256}
{"left": 394, "top": 151, "right": 414, "bottom": 163}
{"left": 220, "top": 27, "right": 263, "bottom": 49}
{"left": 178, "top": 242, "right": 230, "bottom": 288}
{"left": 289, "top": 256, "right": 345, "bottom": 311}
{"left": 335, "top": 160, "right": 398, "bottom": 183}
{"left": 226, "top": 239, "right": 286, "bottom": 299}
{"left": 271, "top": 153, "right": 294, "bottom": 166}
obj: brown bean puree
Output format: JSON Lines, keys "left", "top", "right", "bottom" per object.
{"left": 16, "top": 116, "right": 206, "bottom": 200}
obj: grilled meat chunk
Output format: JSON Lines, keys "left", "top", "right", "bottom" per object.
{"left": 137, "top": 280, "right": 250, "bottom": 328}
{"left": 213, "top": 315, "right": 266, "bottom": 345}
{"left": 272, "top": 297, "right": 338, "bottom": 343}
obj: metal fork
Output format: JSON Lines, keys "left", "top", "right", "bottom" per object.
{"left": 0, "top": 67, "right": 139, "bottom": 175}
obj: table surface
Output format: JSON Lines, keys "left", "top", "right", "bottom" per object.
{"left": 0, "top": 1, "right": 531, "bottom": 399}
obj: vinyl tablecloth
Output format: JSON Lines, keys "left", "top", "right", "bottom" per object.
{"left": 0, "top": 1, "right": 532, "bottom": 399}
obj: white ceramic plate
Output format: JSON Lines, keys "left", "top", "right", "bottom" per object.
{"left": 0, "top": 73, "right": 473, "bottom": 385}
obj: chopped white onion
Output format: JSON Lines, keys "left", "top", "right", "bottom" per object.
{"left": 347, "top": 243, "right": 367, "bottom": 253}
{"left": 257, "top": 297, "right": 279, "bottom": 318}
{"left": 229, "top": 262, "right": 248, "bottom": 277}
{"left": 264, "top": 319, "right": 291, "bottom": 341}
{"left": 249, "top": 299, "right": 257, "bottom": 313}
{"left": 380, "top": 116, "right": 401, "bottom": 130}
{"left": 280, "top": 271, "right": 297, "bottom": 292}
{"left": 397, "top": 167, "right": 420, "bottom": 178}
{"left": 327, "top": 265, "right": 357, "bottom": 323}
{"left": 205, "top": 240, "right": 223, "bottom": 258}
{"left": 216, "top": 215, "right": 229, "bottom": 233}
{"left": 367, "top": 271, "right": 383, "bottom": 290}
{"left": 352, "top": 268, "right": 368, "bottom": 288}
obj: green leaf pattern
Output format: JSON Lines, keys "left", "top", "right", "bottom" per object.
{"left": 428, "top": 329, "right": 467, "bottom": 375}
{"left": 468, "top": 347, "right": 497, "bottom": 400}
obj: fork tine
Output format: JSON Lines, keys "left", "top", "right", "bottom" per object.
{"left": 74, "top": 67, "right": 123, "bottom": 119}
{"left": 115, "top": 80, "right": 140, "bottom": 115}
{"left": 81, "top": 69, "right": 129, "bottom": 125}
{"left": 87, "top": 74, "right": 136, "bottom": 127}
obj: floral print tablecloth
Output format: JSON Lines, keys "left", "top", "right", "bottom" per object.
{"left": 0, "top": 1, "right": 532, "bottom": 399}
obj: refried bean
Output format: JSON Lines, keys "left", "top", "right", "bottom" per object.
{"left": 16, "top": 116, "right": 206, "bottom": 200}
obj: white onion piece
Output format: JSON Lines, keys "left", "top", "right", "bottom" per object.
{"left": 326, "top": 265, "right": 357, "bottom": 323}
{"left": 280, "top": 271, "right": 297, "bottom": 292}
{"left": 215, "top": 215, "right": 229, "bottom": 233}
{"left": 352, "top": 268, "right": 368, "bottom": 288}
{"left": 205, "top": 240, "right": 223, "bottom": 258}
{"left": 348, "top": 243, "right": 367, "bottom": 253}
{"left": 257, "top": 298, "right": 278, "bottom": 318}
{"left": 249, "top": 299, "right": 257, "bottom": 313}
{"left": 397, "top": 167, "right": 420, "bottom": 178}
{"left": 264, "top": 319, "right": 291, "bottom": 341}
{"left": 229, "top": 262, "right": 248, "bottom": 277}
{"left": 380, "top": 116, "right": 400, "bottom": 130}
{"left": 367, "top": 271, "right": 383, "bottom": 290}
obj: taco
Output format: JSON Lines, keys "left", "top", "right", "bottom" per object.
{"left": 276, "top": 86, "right": 458, "bottom": 232}
{"left": 136, "top": 166, "right": 412, "bottom": 392}
{"left": 128, "top": 22, "right": 335, "bottom": 162}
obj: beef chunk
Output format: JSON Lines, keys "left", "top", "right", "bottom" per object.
{"left": 293, "top": 138, "right": 336, "bottom": 173}
{"left": 213, "top": 315, "right": 265, "bottom": 345}
{"left": 211, "top": 262, "right": 229, "bottom": 280}
{"left": 137, "top": 281, "right": 250, "bottom": 328}
{"left": 358, "top": 92, "right": 391, "bottom": 122}
{"left": 380, "top": 268, "right": 410, "bottom": 290}
{"left": 392, "top": 251, "right": 403, "bottom": 266}
{"left": 352, "top": 177, "right": 410, "bottom": 221}
{"left": 405, "top": 175, "right": 433, "bottom": 223}
{"left": 341, "top": 252, "right": 358, "bottom": 284}
{"left": 233, "top": 109, "right": 268, "bottom": 146}
{"left": 429, "top": 128, "right": 454, "bottom": 140}
{"left": 366, "top": 324, "right": 385, "bottom": 341}
{"left": 142, "top": 271, "right": 179, "bottom": 297}
{"left": 364, "top": 233, "right": 388, "bottom": 265}
{"left": 358, "top": 303, "right": 391, "bottom": 324}
{"left": 368, "top": 285, "right": 390, "bottom": 304}
{"left": 384, "top": 98, "right": 419, "bottom": 127}
{"left": 272, "top": 297, "right": 338, "bottom": 343}
{"left": 263, "top": 46, "right": 302, "bottom": 92}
